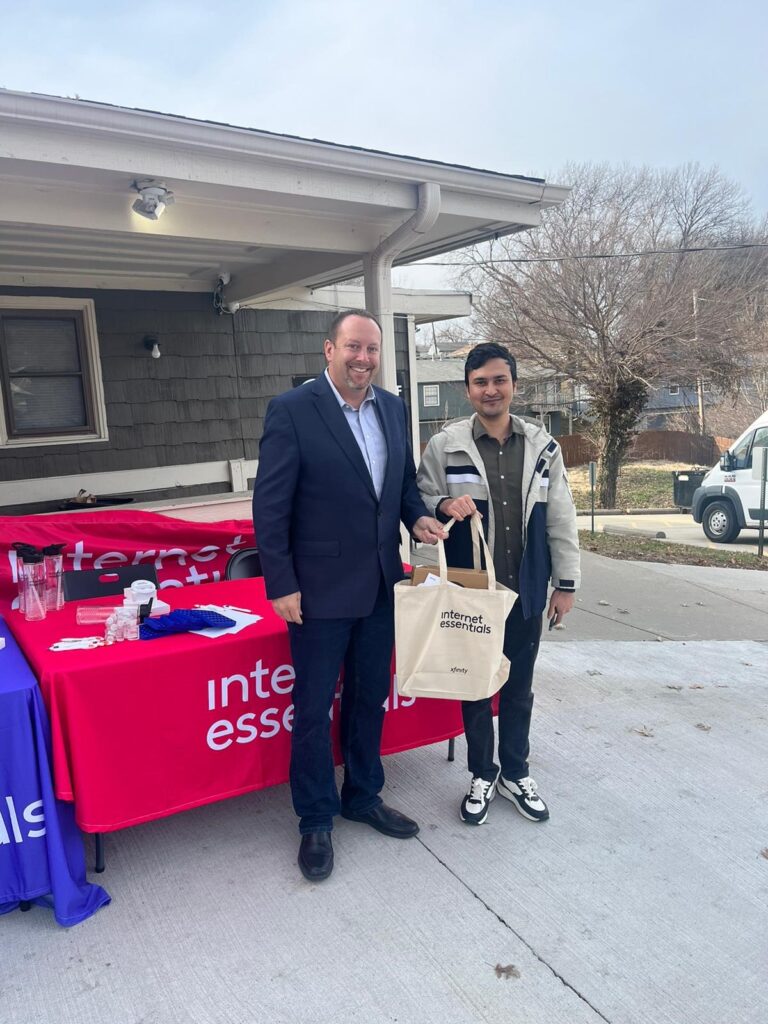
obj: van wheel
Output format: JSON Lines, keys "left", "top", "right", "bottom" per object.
{"left": 702, "top": 501, "right": 741, "bottom": 543}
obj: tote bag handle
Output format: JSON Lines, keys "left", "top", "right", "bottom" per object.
{"left": 439, "top": 513, "right": 497, "bottom": 590}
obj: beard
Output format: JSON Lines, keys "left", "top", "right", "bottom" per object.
{"left": 345, "top": 366, "right": 374, "bottom": 391}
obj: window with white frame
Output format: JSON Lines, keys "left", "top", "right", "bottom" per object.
{"left": 0, "top": 298, "right": 108, "bottom": 447}
{"left": 423, "top": 384, "right": 440, "bottom": 407}
{"left": 668, "top": 384, "right": 680, "bottom": 396}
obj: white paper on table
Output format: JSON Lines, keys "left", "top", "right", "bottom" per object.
{"left": 416, "top": 572, "right": 461, "bottom": 588}
{"left": 189, "top": 604, "right": 263, "bottom": 638}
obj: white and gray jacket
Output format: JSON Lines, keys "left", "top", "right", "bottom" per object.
{"left": 417, "top": 414, "right": 581, "bottom": 618}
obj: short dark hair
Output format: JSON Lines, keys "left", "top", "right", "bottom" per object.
{"left": 327, "top": 308, "right": 382, "bottom": 343}
{"left": 464, "top": 343, "right": 517, "bottom": 386}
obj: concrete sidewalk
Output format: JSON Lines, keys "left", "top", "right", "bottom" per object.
{"left": 413, "top": 546, "right": 768, "bottom": 643}
{"left": 548, "top": 550, "right": 768, "bottom": 642}
{"left": 3, "top": 555, "right": 767, "bottom": 1024}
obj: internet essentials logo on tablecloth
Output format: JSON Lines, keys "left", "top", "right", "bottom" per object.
{"left": 1, "top": 796, "right": 45, "bottom": 845}
{"left": 203, "top": 662, "right": 413, "bottom": 751}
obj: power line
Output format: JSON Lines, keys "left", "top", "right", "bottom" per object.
{"left": 412, "top": 242, "right": 768, "bottom": 267}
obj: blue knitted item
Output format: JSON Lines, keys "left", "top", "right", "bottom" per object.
{"left": 139, "top": 609, "right": 236, "bottom": 640}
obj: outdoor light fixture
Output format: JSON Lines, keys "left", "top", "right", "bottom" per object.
{"left": 143, "top": 335, "right": 161, "bottom": 359}
{"left": 131, "top": 178, "right": 175, "bottom": 220}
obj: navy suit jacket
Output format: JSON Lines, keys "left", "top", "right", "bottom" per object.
{"left": 252, "top": 374, "right": 428, "bottom": 619}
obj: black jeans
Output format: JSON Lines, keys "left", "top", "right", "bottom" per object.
{"left": 287, "top": 577, "right": 393, "bottom": 834}
{"left": 461, "top": 602, "right": 542, "bottom": 783}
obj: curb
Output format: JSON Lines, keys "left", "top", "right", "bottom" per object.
{"left": 602, "top": 525, "right": 667, "bottom": 540}
{"left": 575, "top": 508, "right": 685, "bottom": 516}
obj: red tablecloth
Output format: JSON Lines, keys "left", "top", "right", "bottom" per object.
{"left": 7, "top": 580, "right": 463, "bottom": 832}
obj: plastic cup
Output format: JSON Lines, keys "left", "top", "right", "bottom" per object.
{"left": 76, "top": 605, "right": 119, "bottom": 625}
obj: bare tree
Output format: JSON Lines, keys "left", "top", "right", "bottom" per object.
{"left": 460, "top": 162, "right": 764, "bottom": 506}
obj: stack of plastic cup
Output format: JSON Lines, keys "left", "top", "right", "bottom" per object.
{"left": 76, "top": 605, "right": 119, "bottom": 625}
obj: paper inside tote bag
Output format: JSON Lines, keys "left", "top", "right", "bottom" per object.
{"left": 395, "top": 513, "right": 517, "bottom": 701}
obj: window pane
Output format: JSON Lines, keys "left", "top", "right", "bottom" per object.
{"left": 423, "top": 385, "right": 440, "bottom": 407}
{"left": 4, "top": 318, "right": 81, "bottom": 373}
{"left": 732, "top": 433, "right": 752, "bottom": 469}
{"left": 10, "top": 376, "right": 87, "bottom": 430}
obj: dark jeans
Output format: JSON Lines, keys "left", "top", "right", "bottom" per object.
{"left": 287, "top": 577, "right": 393, "bottom": 835}
{"left": 461, "top": 602, "right": 542, "bottom": 783}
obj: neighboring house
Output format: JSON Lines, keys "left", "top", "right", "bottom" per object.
{"left": 0, "top": 89, "right": 568, "bottom": 514}
{"left": 415, "top": 354, "right": 582, "bottom": 446}
{"left": 415, "top": 359, "right": 471, "bottom": 446}
{"left": 639, "top": 382, "right": 717, "bottom": 430}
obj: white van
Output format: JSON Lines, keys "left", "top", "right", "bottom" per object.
{"left": 691, "top": 410, "right": 768, "bottom": 542}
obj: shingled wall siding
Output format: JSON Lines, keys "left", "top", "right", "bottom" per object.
{"left": 0, "top": 288, "right": 410, "bottom": 512}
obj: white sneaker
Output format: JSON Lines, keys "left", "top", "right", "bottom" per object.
{"left": 497, "top": 775, "right": 549, "bottom": 821}
{"left": 459, "top": 774, "right": 498, "bottom": 825}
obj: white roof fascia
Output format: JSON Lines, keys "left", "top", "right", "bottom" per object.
{"left": 0, "top": 89, "right": 570, "bottom": 302}
{"left": 0, "top": 90, "right": 569, "bottom": 209}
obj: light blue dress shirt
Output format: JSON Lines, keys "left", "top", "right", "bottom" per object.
{"left": 324, "top": 368, "right": 388, "bottom": 499}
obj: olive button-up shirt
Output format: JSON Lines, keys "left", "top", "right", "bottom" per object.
{"left": 473, "top": 415, "right": 525, "bottom": 591}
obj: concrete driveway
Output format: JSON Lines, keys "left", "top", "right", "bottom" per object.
{"left": 3, "top": 551, "right": 767, "bottom": 1024}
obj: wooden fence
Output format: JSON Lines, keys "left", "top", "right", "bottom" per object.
{"left": 558, "top": 431, "right": 734, "bottom": 468}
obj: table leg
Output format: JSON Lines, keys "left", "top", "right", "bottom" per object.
{"left": 447, "top": 737, "right": 455, "bottom": 762}
{"left": 94, "top": 833, "right": 106, "bottom": 873}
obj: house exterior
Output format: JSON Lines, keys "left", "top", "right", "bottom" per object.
{"left": 415, "top": 359, "right": 471, "bottom": 446}
{"left": 415, "top": 352, "right": 588, "bottom": 444}
{"left": 639, "top": 382, "right": 717, "bottom": 431}
{"left": 0, "top": 89, "right": 568, "bottom": 514}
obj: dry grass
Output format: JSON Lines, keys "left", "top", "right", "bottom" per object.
{"left": 569, "top": 460, "right": 706, "bottom": 511}
{"left": 579, "top": 530, "right": 768, "bottom": 571}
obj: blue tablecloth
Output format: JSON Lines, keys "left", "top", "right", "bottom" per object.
{"left": 0, "top": 616, "right": 110, "bottom": 926}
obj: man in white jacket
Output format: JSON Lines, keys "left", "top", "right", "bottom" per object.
{"left": 417, "top": 343, "right": 580, "bottom": 826}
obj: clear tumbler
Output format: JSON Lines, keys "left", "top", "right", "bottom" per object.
{"left": 22, "top": 556, "right": 48, "bottom": 622}
{"left": 44, "top": 545, "right": 65, "bottom": 612}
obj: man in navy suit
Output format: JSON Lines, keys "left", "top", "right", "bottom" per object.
{"left": 252, "top": 310, "right": 446, "bottom": 881}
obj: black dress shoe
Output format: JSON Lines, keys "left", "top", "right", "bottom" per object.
{"left": 298, "top": 832, "right": 334, "bottom": 881}
{"left": 340, "top": 802, "right": 419, "bottom": 839}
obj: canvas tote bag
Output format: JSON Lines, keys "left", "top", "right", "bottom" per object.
{"left": 395, "top": 513, "right": 517, "bottom": 701}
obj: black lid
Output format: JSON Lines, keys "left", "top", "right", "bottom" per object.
{"left": 24, "top": 551, "right": 44, "bottom": 564}
{"left": 12, "top": 543, "right": 39, "bottom": 557}
{"left": 42, "top": 543, "right": 66, "bottom": 555}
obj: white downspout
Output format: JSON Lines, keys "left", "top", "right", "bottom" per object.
{"left": 364, "top": 181, "right": 441, "bottom": 396}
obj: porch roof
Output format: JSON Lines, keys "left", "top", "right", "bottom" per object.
{"left": 0, "top": 89, "right": 568, "bottom": 304}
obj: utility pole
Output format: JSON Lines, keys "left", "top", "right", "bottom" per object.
{"left": 693, "top": 291, "right": 706, "bottom": 436}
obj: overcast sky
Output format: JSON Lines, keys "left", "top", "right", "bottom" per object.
{"left": 2, "top": 0, "right": 766, "bottom": 289}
